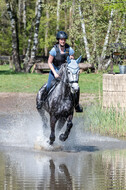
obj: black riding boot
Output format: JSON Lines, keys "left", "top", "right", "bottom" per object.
{"left": 74, "top": 89, "right": 83, "bottom": 112}
{"left": 36, "top": 84, "right": 48, "bottom": 109}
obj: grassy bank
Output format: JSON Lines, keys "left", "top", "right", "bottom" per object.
{"left": 0, "top": 65, "right": 103, "bottom": 94}
{"left": 77, "top": 104, "right": 126, "bottom": 138}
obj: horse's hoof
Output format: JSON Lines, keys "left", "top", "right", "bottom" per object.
{"left": 59, "top": 133, "right": 68, "bottom": 142}
{"left": 47, "top": 140, "right": 54, "bottom": 145}
{"left": 49, "top": 141, "right": 54, "bottom": 145}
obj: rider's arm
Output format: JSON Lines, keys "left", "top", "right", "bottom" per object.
{"left": 48, "top": 54, "right": 59, "bottom": 78}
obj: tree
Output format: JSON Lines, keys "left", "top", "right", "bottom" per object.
{"left": 1, "top": 0, "right": 125, "bottom": 72}
{"left": 25, "top": 0, "right": 43, "bottom": 72}
{"left": 78, "top": 0, "right": 91, "bottom": 63}
{"left": 98, "top": 10, "right": 114, "bottom": 70}
{"left": 5, "top": 0, "right": 21, "bottom": 72}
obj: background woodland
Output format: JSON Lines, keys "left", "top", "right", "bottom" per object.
{"left": 0, "top": 0, "right": 126, "bottom": 72}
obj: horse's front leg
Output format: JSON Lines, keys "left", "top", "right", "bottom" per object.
{"left": 49, "top": 115, "right": 57, "bottom": 145}
{"left": 59, "top": 115, "right": 73, "bottom": 142}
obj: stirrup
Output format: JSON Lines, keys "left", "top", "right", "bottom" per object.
{"left": 75, "top": 104, "right": 83, "bottom": 112}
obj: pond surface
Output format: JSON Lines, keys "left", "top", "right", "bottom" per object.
{"left": 1, "top": 113, "right": 126, "bottom": 190}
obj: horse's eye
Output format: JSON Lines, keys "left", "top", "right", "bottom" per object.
{"left": 68, "top": 70, "right": 71, "bottom": 74}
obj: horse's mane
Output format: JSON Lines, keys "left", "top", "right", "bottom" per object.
{"left": 58, "top": 63, "right": 67, "bottom": 75}
{"left": 57, "top": 63, "right": 67, "bottom": 83}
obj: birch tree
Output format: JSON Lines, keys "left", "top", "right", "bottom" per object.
{"left": 116, "top": 14, "right": 125, "bottom": 43}
{"left": 64, "top": 0, "right": 67, "bottom": 31}
{"left": 5, "top": 0, "right": 21, "bottom": 72}
{"left": 78, "top": 1, "right": 91, "bottom": 63}
{"left": 23, "top": 0, "right": 26, "bottom": 30}
{"left": 45, "top": 0, "right": 49, "bottom": 56}
{"left": 18, "top": 0, "right": 23, "bottom": 32}
{"left": 56, "top": 0, "right": 60, "bottom": 31}
{"left": 25, "top": 0, "right": 42, "bottom": 73}
{"left": 98, "top": 10, "right": 114, "bottom": 70}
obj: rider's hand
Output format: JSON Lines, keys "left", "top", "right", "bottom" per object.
{"left": 54, "top": 73, "right": 60, "bottom": 78}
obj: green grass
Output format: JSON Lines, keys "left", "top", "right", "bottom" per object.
{"left": 79, "top": 72, "right": 102, "bottom": 94}
{"left": 83, "top": 104, "right": 126, "bottom": 137}
{"left": 0, "top": 65, "right": 48, "bottom": 93}
{"left": 0, "top": 64, "right": 103, "bottom": 94}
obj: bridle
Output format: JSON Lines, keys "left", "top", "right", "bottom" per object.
{"left": 57, "top": 62, "right": 80, "bottom": 94}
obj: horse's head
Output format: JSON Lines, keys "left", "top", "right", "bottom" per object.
{"left": 67, "top": 56, "right": 82, "bottom": 94}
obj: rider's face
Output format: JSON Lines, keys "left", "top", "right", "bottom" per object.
{"left": 59, "top": 38, "right": 66, "bottom": 47}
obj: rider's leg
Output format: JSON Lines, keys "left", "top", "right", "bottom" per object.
{"left": 36, "top": 84, "right": 47, "bottom": 109}
{"left": 46, "top": 66, "right": 59, "bottom": 91}
{"left": 37, "top": 71, "right": 54, "bottom": 109}
{"left": 74, "top": 88, "right": 83, "bottom": 112}
{"left": 46, "top": 71, "right": 55, "bottom": 91}
{"left": 37, "top": 67, "right": 59, "bottom": 109}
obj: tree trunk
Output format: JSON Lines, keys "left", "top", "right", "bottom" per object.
{"left": 18, "top": 0, "right": 23, "bottom": 33}
{"left": 23, "top": 0, "right": 27, "bottom": 54}
{"left": 91, "top": 3, "right": 100, "bottom": 68}
{"left": 6, "top": 0, "right": 21, "bottom": 72}
{"left": 25, "top": 0, "right": 42, "bottom": 73}
{"left": 45, "top": 0, "right": 49, "bottom": 56}
{"left": 78, "top": 1, "right": 91, "bottom": 63}
{"left": 56, "top": 0, "right": 60, "bottom": 31}
{"left": 116, "top": 14, "right": 125, "bottom": 43}
{"left": 23, "top": 0, "right": 26, "bottom": 30}
{"left": 64, "top": 0, "right": 67, "bottom": 31}
{"left": 69, "top": 7, "right": 72, "bottom": 33}
{"left": 23, "top": 20, "right": 35, "bottom": 70}
{"left": 99, "top": 10, "right": 114, "bottom": 70}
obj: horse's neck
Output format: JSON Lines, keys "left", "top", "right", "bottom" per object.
{"left": 59, "top": 65, "right": 70, "bottom": 96}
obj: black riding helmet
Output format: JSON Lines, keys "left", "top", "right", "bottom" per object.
{"left": 56, "top": 31, "right": 68, "bottom": 40}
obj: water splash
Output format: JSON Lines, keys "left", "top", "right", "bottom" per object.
{"left": 0, "top": 112, "right": 121, "bottom": 152}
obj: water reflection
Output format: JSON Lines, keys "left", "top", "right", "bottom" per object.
{"left": 0, "top": 147, "right": 126, "bottom": 190}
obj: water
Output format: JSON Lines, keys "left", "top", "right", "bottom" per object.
{"left": 1, "top": 113, "right": 126, "bottom": 190}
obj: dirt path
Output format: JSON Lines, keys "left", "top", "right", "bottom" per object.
{"left": 0, "top": 92, "right": 97, "bottom": 114}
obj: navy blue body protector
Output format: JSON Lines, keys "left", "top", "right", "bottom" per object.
{"left": 46, "top": 43, "right": 69, "bottom": 90}
{"left": 53, "top": 43, "right": 70, "bottom": 68}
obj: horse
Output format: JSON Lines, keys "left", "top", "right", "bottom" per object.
{"left": 36, "top": 56, "right": 82, "bottom": 145}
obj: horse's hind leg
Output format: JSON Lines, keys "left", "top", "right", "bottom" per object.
{"left": 49, "top": 115, "right": 57, "bottom": 145}
{"left": 59, "top": 115, "right": 73, "bottom": 142}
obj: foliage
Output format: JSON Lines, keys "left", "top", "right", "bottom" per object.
{"left": 0, "top": 0, "right": 12, "bottom": 55}
{"left": 104, "top": 0, "right": 126, "bottom": 12}
{"left": 0, "top": 0, "right": 126, "bottom": 65}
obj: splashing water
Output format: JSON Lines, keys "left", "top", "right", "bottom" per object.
{"left": 0, "top": 111, "right": 122, "bottom": 152}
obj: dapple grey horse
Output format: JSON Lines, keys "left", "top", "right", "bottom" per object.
{"left": 36, "top": 56, "right": 82, "bottom": 145}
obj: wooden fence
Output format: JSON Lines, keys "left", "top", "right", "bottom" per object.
{"left": 0, "top": 56, "right": 93, "bottom": 73}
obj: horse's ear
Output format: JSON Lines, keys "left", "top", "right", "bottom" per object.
{"left": 67, "top": 56, "right": 71, "bottom": 64}
{"left": 76, "top": 56, "right": 82, "bottom": 64}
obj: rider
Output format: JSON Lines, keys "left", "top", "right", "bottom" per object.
{"left": 37, "top": 31, "right": 83, "bottom": 112}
